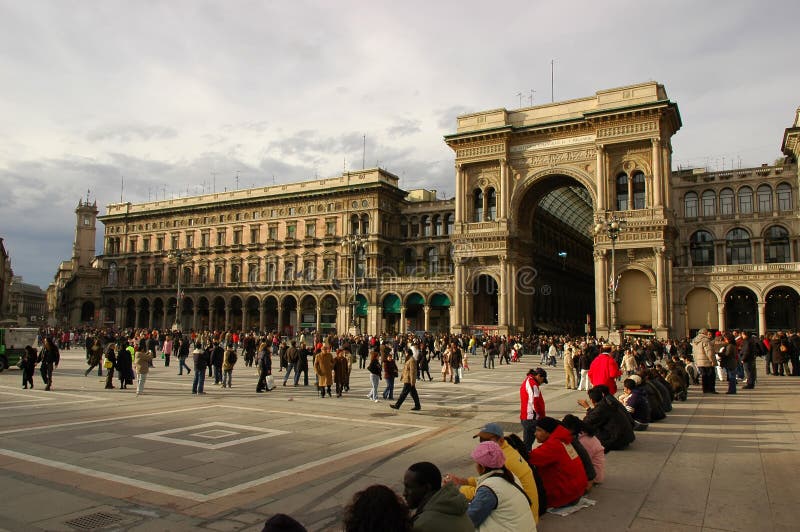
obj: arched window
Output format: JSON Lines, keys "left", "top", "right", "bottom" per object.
{"left": 690, "top": 230, "right": 715, "bottom": 266}
{"left": 738, "top": 186, "right": 753, "bottom": 214}
{"left": 764, "top": 226, "right": 790, "bottom": 263}
{"left": 403, "top": 248, "right": 415, "bottom": 275}
{"left": 616, "top": 173, "right": 629, "bottom": 211}
{"left": 183, "top": 266, "right": 192, "bottom": 285}
{"left": 701, "top": 190, "right": 716, "bottom": 217}
{"left": 356, "top": 247, "right": 366, "bottom": 277}
{"left": 410, "top": 216, "right": 420, "bottom": 237}
{"left": 473, "top": 189, "right": 484, "bottom": 222}
{"left": 108, "top": 262, "right": 118, "bottom": 287}
{"left": 632, "top": 172, "right": 646, "bottom": 209}
{"left": 350, "top": 214, "right": 359, "bottom": 235}
{"left": 422, "top": 215, "right": 431, "bottom": 237}
{"left": 777, "top": 183, "right": 793, "bottom": 211}
{"left": 719, "top": 188, "right": 734, "bottom": 215}
{"left": 360, "top": 214, "right": 369, "bottom": 235}
{"left": 757, "top": 184, "right": 773, "bottom": 213}
{"left": 433, "top": 215, "right": 442, "bottom": 236}
{"left": 487, "top": 188, "right": 497, "bottom": 220}
{"left": 427, "top": 247, "right": 439, "bottom": 275}
{"left": 445, "top": 214, "right": 454, "bottom": 235}
{"left": 726, "top": 228, "right": 752, "bottom": 265}
{"left": 684, "top": 191, "right": 698, "bottom": 218}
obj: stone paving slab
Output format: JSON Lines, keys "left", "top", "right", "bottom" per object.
{"left": 1, "top": 349, "right": 799, "bottom": 530}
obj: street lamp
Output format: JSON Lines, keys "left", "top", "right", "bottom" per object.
{"left": 168, "top": 249, "right": 187, "bottom": 331}
{"left": 557, "top": 250, "right": 567, "bottom": 270}
{"left": 341, "top": 232, "right": 364, "bottom": 335}
{"left": 593, "top": 214, "right": 626, "bottom": 340}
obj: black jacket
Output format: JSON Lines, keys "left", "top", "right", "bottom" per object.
{"left": 583, "top": 395, "right": 635, "bottom": 451}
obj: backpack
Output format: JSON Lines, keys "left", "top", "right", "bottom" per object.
{"left": 228, "top": 349, "right": 238, "bottom": 365}
{"left": 504, "top": 433, "right": 548, "bottom": 515}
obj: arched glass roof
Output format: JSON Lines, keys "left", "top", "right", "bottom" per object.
{"left": 538, "top": 185, "right": 593, "bottom": 239}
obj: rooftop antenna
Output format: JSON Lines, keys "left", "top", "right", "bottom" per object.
{"left": 235, "top": 171, "right": 240, "bottom": 190}
{"left": 162, "top": 184, "right": 167, "bottom": 200}
{"left": 272, "top": 174, "right": 276, "bottom": 185}
{"left": 148, "top": 186, "right": 151, "bottom": 201}
{"left": 343, "top": 157, "right": 347, "bottom": 173}
{"left": 211, "top": 170, "right": 216, "bottom": 193}
{"left": 120, "top": 175, "right": 124, "bottom": 203}
{"left": 362, "top": 134, "right": 366, "bottom": 170}
{"left": 86, "top": 188, "right": 90, "bottom": 204}
{"left": 517, "top": 92, "right": 522, "bottom": 107}
{"left": 551, "top": 59, "right": 555, "bottom": 103}
{"left": 529, "top": 89, "right": 535, "bottom": 106}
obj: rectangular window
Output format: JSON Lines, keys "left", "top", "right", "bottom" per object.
{"left": 142, "top": 237, "right": 150, "bottom": 252}
{"left": 287, "top": 223, "right": 296, "bottom": 239}
{"left": 140, "top": 268, "right": 148, "bottom": 285}
{"left": 171, "top": 235, "right": 179, "bottom": 250}
{"left": 185, "top": 232, "right": 194, "bottom": 248}
{"left": 156, "top": 236, "right": 164, "bottom": 251}
{"left": 288, "top": 207, "right": 296, "bottom": 216}
{"left": 154, "top": 268, "right": 163, "bottom": 285}
{"left": 268, "top": 225, "right": 278, "bottom": 240}
{"left": 233, "top": 229, "right": 242, "bottom": 245}
{"left": 217, "top": 230, "right": 226, "bottom": 246}
{"left": 306, "top": 222, "right": 316, "bottom": 238}
{"left": 127, "top": 268, "right": 135, "bottom": 286}
{"left": 129, "top": 238, "right": 137, "bottom": 253}
{"left": 201, "top": 232, "right": 210, "bottom": 248}
{"left": 720, "top": 195, "right": 734, "bottom": 215}
{"left": 250, "top": 226, "right": 259, "bottom": 243}
{"left": 326, "top": 220, "right": 336, "bottom": 236}
{"left": 214, "top": 266, "right": 223, "bottom": 283}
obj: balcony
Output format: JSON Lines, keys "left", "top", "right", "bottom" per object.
{"left": 675, "top": 262, "right": 800, "bottom": 276}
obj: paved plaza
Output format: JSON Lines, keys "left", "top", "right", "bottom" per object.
{"left": 0, "top": 349, "right": 798, "bottom": 531}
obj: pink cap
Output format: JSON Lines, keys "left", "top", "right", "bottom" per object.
{"left": 471, "top": 441, "right": 506, "bottom": 469}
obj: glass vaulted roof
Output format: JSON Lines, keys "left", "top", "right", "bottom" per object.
{"left": 538, "top": 186, "right": 594, "bottom": 240}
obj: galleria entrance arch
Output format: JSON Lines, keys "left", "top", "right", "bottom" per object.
{"left": 446, "top": 81, "right": 681, "bottom": 338}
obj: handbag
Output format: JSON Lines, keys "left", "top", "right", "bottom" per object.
{"left": 104, "top": 359, "right": 113, "bottom": 369}
{"left": 265, "top": 375, "right": 276, "bottom": 391}
{"left": 715, "top": 365, "right": 726, "bottom": 381}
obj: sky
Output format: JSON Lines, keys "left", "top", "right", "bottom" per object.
{"left": 1, "top": 0, "right": 798, "bottom": 289}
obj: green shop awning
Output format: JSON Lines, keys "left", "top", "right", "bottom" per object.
{"left": 430, "top": 293, "right": 451, "bottom": 307}
{"left": 383, "top": 294, "right": 401, "bottom": 314}
{"left": 406, "top": 293, "right": 425, "bottom": 306}
{"left": 356, "top": 294, "right": 368, "bottom": 316}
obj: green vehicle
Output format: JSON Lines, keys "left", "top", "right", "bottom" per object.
{"left": 0, "top": 328, "right": 39, "bottom": 372}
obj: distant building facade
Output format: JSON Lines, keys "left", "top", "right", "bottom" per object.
{"left": 0, "top": 237, "right": 12, "bottom": 323}
{"left": 7, "top": 276, "right": 46, "bottom": 326}
{"left": 71, "top": 83, "right": 800, "bottom": 338}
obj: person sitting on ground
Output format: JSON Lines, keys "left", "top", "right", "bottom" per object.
{"left": 618, "top": 376, "right": 650, "bottom": 430}
{"left": 403, "top": 462, "right": 474, "bottom": 532}
{"left": 445, "top": 422, "right": 540, "bottom": 522}
{"left": 578, "top": 385, "right": 635, "bottom": 451}
{"left": 466, "top": 440, "right": 536, "bottom": 531}
{"left": 527, "top": 416, "right": 587, "bottom": 509}
{"left": 561, "top": 414, "right": 605, "bottom": 487}
{"left": 261, "top": 513, "right": 307, "bottom": 532}
{"left": 342, "top": 484, "right": 412, "bottom": 532}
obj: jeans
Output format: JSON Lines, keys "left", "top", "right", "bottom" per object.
{"left": 394, "top": 383, "right": 420, "bottom": 409}
{"left": 726, "top": 368, "right": 737, "bottom": 394}
{"left": 368, "top": 373, "right": 380, "bottom": 400}
{"left": 213, "top": 365, "right": 222, "bottom": 384}
{"left": 744, "top": 361, "right": 757, "bottom": 388}
{"left": 178, "top": 357, "right": 191, "bottom": 374}
{"left": 222, "top": 369, "right": 232, "bottom": 387}
{"left": 193, "top": 366, "right": 206, "bottom": 393}
{"left": 521, "top": 418, "right": 537, "bottom": 454}
{"left": 283, "top": 363, "right": 297, "bottom": 384}
{"left": 383, "top": 377, "right": 395, "bottom": 399}
{"left": 136, "top": 373, "right": 147, "bottom": 394}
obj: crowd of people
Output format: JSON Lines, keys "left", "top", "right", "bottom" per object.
{"left": 16, "top": 325, "right": 796, "bottom": 530}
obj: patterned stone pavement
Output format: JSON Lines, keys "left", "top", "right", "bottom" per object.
{"left": 0, "top": 348, "right": 798, "bottom": 531}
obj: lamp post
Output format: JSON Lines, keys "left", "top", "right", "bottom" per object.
{"left": 168, "top": 249, "right": 186, "bottom": 331}
{"left": 557, "top": 250, "right": 567, "bottom": 270}
{"left": 342, "top": 232, "right": 364, "bottom": 336}
{"left": 594, "top": 214, "right": 626, "bottom": 342}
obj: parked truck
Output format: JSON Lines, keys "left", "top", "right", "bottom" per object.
{"left": 0, "top": 328, "right": 39, "bottom": 372}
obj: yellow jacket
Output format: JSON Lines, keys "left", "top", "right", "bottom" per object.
{"left": 460, "top": 439, "right": 539, "bottom": 522}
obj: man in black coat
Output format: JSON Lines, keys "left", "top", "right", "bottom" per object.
{"left": 579, "top": 385, "right": 635, "bottom": 451}
{"left": 211, "top": 342, "right": 224, "bottom": 384}
{"left": 256, "top": 346, "right": 273, "bottom": 392}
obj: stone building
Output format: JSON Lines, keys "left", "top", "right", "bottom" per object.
{"left": 98, "top": 170, "right": 455, "bottom": 335}
{"left": 48, "top": 200, "right": 103, "bottom": 325}
{"left": 0, "top": 237, "right": 12, "bottom": 323}
{"left": 7, "top": 276, "right": 47, "bottom": 326}
{"left": 89, "top": 82, "right": 799, "bottom": 339}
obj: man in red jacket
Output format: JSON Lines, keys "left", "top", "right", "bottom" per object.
{"left": 588, "top": 343, "right": 622, "bottom": 394}
{"left": 519, "top": 368, "right": 548, "bottom": 453}
{"left": 528, "top": 416, "right": 587, "bottom": 509}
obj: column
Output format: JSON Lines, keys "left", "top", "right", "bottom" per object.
{"left": 423, "top": 305, "right": 430, "bottom": 332}
{"left": 400, "top": 306, "right": 406, "bottom": 334}
{"left": 499, "top": 158, "right": 508, "bottom": 220}
{"left": 758, "top": 302, "right": 767, "bottom": 337}
{"left": 717, "top": 303, "right": 726, "bottom": 333}
{"left": 224, "top": 305, "right": 231, "bottom": 330}
{"left": 655, "top": 247, "right": 666, "bottom": 328}
{"left": 296, "top": 308, "right": 303, "bottom": 334}
{"left": 134, "top": 303, "right": 142, "bottom": 329}
{"left": 662, "top": 145, "right": 671, "bottom": 209}
{"left": 498, "top": 256, "right": 508, "bottom": 325}
{"left": 454, "top": 164, "right": 464, "bottom": 224}
{"left": 162, "top": 310, "right": 167, "bottom": 330}
{"left": 277, "top": 304, "right": 284, "bottom": 334}
{"left": 259, "top": 302, "right": 266, "bottom": 332}
{"left": 192, "top": 307, "right": 198, "bottom": 331}
{"left": 453, "top": 263, "right": 463, "bottom": 327}
{"left": 509, "top": 262, "right": 518, "bottom": 329}
{"left": 594, "top": 250, "right": 608, "bottom": 329}
{"left": 652, "top": 138, "right": 663, "bottom": 207}
{"left": 146, "top": 308, "right": 153, "bottom": 329}
{"left": 596, "top": 145, "right": 606, "bottom": 210}
{"left": 316, "top": 305, "right": 321, "bottom": 333}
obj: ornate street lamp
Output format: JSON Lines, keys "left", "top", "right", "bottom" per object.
{"left": 168, "top": 249, "right": 187, "bottom": 331}
{"left": 594, "top": 214, "right": 626, "bottom": 338}
{"left": 341, "top": 232, "right": 364, "bottom": 335}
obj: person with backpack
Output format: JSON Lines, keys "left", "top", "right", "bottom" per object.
{"left": 222, "top": 345, "right": 237, "bottom": 388}
{"left": 445, "top": 422, "right": 542, "bottom": 523}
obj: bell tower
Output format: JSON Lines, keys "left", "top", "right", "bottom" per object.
{"left": 73, "top": 196, "right": 99, "bottom": 268}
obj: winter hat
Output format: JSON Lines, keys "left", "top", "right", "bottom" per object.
{"left": 629, "top": 374, "right": 643, "bottom": 386}
{"left": 536, "top": 416, "right": 560, "bottom": 434}
{"left": 471, "top": 441, "right": 506, "bottom": 469}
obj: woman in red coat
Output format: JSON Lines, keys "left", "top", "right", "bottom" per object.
{"left": 588, "top": 344, "right": 622, "bottom": 394}
{"left": 528, "top": 416, "right": 587, "bottom": 509}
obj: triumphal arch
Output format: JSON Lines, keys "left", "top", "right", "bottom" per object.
{"left": 445, "top": 81, "right": 682, "bottom": 339}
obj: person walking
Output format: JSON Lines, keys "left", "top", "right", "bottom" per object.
{"left": 192, "top": 347, "right": 209, "bottom": 394}
{"left": 740, "top": 330, "right": 757, "bottom": 389}
{"left": 162, "top": 335, "right": 173, "bottom": 367}
{"left": 283, "top": 340, "right": 299, "bottom": 386}
{"left": 314, "top": 344, "right": 334, "bottom": 398}
{"left": 85, "top": 339, "right": 104, "bottom": 377}
{"left": 21, "top": 345, "right": 37, "bottom": 389}
{"left": 117, "top": 341, "right": 134, "bottom": 390}
{"left": 211, "top": 342, "right": 224, "bottom": 385}
{"left": 333, "top": 349, "right": 349, "bottom": 398}
{"left": 520, "top": 368, "right": 547, "bottom": 454}
{"left": 104, "top": 343, "right": 117, "bottom": 389}
{"left": 720, "top": 333, "right": 738, "bottom": 394}
{"left": 441, "top": 346, "right": 453, "bottom": 382}
{"left": 450, "top": 342, "right": 463, "bottom": 384}
{"left": 134, "top": 349, "right": 154, "bottom": 395}
{"left": 587, "top": 343, "right": 623, "bottom": 394}
{"left": 390, "top": 352, "right": 421, "bottom": 411}
{"left": 222, "top": 345, "right": 236, "bottom": 388}
{"left": 367, "top": 350, "right": 382, "bottom": 402}
{"left": 177, "top": 338, "right": 191, "bottom": 375}
{"left": 563, "top": 347, "right": 577, "bottom": 390}
{"left": 382, "top": 353, "right": 398, "bottom": 400}
{"left": 39, "top": 337, "right": 60, "bottom": 391}
{"left": 255, "top": 341, "right": 273, "bottom": 392}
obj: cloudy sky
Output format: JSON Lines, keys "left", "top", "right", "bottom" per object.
{"left": 1, "top": 0, "right": 798, "bottom": 289}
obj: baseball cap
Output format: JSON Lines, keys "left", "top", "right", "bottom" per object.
{"left": 473, "top": 422, "right": 504, "bottom": 439}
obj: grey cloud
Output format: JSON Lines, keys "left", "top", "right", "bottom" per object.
{"left": 436, "top": 106, "right": 472, "bottom": 130}
{"left": 87, "top": 124, "right": 178, "bottom": 143}
{"left": 386, "top": 119, "right": 422, "bottom": 139}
